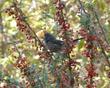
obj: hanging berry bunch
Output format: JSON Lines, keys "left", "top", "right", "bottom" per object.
{"left": 79, "top": 28, "right": 98, "bottom": 88}
{"left": 5, "top": 3, "right": 33, "bottom": 43}
{"left": 79, "top": 28, "right": 98, "bottom": 58}
{"left": 54, "top": 0, "right": 79, "bottom": 54}
{"left": 54, "top": 0, "right": 70, "bottom": 31}
{"left": 14, "top": 56, "right": 42, "bottom": 88}
{"left": 15, "top": 56, "right": 29, "bottom": 72}
{"left": 53, "top": 0, "right": 82, "bottom": 87}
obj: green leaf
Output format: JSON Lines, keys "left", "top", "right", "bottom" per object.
{"left": 78, "top": 40, "right": 84, "bottom": 51}
{"left": 80, "top": 14, "right": 91, "bottom": 28}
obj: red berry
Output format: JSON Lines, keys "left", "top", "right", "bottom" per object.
{"left": 56, "top": 3, "right": 65, "bottom": 10}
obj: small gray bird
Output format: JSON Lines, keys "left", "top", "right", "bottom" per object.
{"left": 44, "top": 32, "right": 64, "bottom": 52}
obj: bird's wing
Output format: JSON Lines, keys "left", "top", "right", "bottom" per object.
{"left": 46, "top": 42, "right": 62, "bottom": 52}
{"left": 53, "top": 40, "right": 64, "bottom": 46}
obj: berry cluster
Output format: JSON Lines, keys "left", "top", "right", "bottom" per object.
{"left": 54, "top": 0, "right": 76, "bottom": 54}
{"left": 85, "top": 63, "right": 97, "bottom": 88}
{"left": 5, "top": 4, "right": 33, "bottom": 43}
{"left": 79, "top": 28, "right": 98, "bottom": 88}
{"left": 15, "top": 56, "right": 29, "bottom": 70}
{"left": 86, "top": 64, "right": 97, "bottom": 79}
{"left": 54, "top": 0, "right": 70, "bottom": 31}
{"left": 14, "top": 56, "right": 38, "bottom": 88}
{"left": 79, "top": 28, "right": 98, "bottom": 58}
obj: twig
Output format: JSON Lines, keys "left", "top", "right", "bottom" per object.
{"left": 77, "top": 0, "right": 89, "bottom": 15}
{"left": 92, "top": 7, "right": 109, "bottom": 44}
{"left": 0, "top": 13, "right": 6, "bottom": 58}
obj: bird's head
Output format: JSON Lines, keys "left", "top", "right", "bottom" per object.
{"left": 36, "top": 30, "right": 46, "bottom": 39}
{"left": 36, "top": 30, "right": 56, "bottom": 41}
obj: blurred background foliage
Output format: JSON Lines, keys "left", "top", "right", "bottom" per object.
{"left": 0, "top": 0, "right": 110, "bottom": 88}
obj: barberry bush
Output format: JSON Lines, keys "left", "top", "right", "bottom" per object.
{"left": 0, "top": 0, "right": 110, "bottom": 88}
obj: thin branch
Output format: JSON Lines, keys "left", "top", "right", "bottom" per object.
{"left": 92, "top": 7, "right": 109, "bottom": 44}
{"left": 0, "top": 12, "right": 5, "bottom": 58}
{"left": 77, "top": 0, "right": 88, "bottom": 15}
